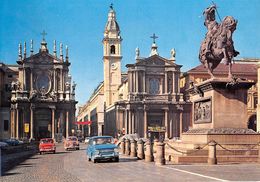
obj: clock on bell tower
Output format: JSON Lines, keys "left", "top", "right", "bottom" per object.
{"left": 103, "top": 4, "right": 122, "bottom": 107}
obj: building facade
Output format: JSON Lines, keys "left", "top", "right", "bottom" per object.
{"left": 0, "top": 63, "right": 18, "bottom": 139}
{"left": 78, "top": 6, "right": 191, "bottom": 139}
{"left": 77, "top": 82, "right": 104, "bottom": 136}
{"left": 10, "top": 38, "right": 77, "bottom": 140}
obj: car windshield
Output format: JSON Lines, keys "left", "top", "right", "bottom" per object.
{"left": 40, "top": 139, "right": 53, "bottom": 143}
{"left": 93, "top": 137, "right": 113, "bottom": 145}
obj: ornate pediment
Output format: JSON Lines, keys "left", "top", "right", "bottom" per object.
{"left": 23, "top": 52, "right": 60, "bottom": 64}
{"left": 136, "top": 55, "right": 177, "bottom": 66}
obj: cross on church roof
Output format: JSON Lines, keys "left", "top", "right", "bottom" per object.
{"left": 41, "top": 30, "right": 47, "bottom": 41}
{"left": 150, "top": 33, "right": 158, "bottom": 44}
{"left": 110, "top": 3, "right": 113, "bottom": 10}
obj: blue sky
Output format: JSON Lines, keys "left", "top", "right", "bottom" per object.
{"left": 1, "top": 0, "right": 260, "bottom": 106}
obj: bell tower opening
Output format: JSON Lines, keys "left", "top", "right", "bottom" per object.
{"left": 110, "top": 45, "right": 116, "bottom": 54}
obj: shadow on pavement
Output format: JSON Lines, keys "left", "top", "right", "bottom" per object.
{"left": 2, "top": 172, "right": 21, "bottom": 176}
{"left": 119, "top": 157, "right": 138, "bottom": 163}
{"left": 54, "top": 151, "right": 72, "bottom": 155}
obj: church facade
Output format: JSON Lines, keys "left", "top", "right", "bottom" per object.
{"left": 77, "top": 6, "right": 191, "bottom": 139}
{"left": 10, "top": 38, "right": 77, "bottom": 140}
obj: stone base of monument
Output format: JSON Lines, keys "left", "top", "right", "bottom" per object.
{"left": 165, "top": 78, "right": 260, "bottom": 164}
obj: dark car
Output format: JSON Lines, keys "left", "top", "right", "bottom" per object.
{"left": 4, "top": 138, "right": 20, "bottom": 146}
{"left": 86, "top": 136, "right": 119, "bottom": 163}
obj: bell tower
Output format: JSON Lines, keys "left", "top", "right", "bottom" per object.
{"left": 103, "top": 4, "right": 122, "bottom": 107}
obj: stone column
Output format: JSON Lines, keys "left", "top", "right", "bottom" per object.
{"left": 164, "top": 109, "right": 169, "bottom": 139}
{"left": 143, "top": 71, "right": 146, "bottom": 92}
{"left": 144, "top": 108, "right": 147, "bottom": 138}
{"left": 53, "top": 69, "right": 56, "bottom": 92}
{"left": 133, "top": 71, "right": 136, "bottom": 93}
{"left": 23, "top": 68, "right": 26, "bottom": 90}
{"left": 179, "top": 111, "right": 183, "bottom": 137}
{"left": 129, "top": 110, "right": 132, "bottom": 134}
{"left": 128, "top": 71, "right": 132, "bottom": 93}
{"left": 125, "top": 110, "right": 128, "bottom": 134}
{"left": 172, "top": 72, "right": 176, "bottom": 94}
{"left": 132, "top": 111, "right": 135, "bottom": 133}
{"left": 82, "top": 125, "right": 84, "bottom": 136}
{"left": 10, "top": 109, "right": 15, "bottom": 138}
{"left": 136, "top": 71, "right": 139, "bottom": 93}
{"left": 66, "top": 111, "right": 69, "bottom": 138}
{"left": 52, "top": 108, "right": 55, "bottom": 139}
{"left": 16, "top": 109, "right": 19, "bottom": 139}
{"left": 30, "top": 69, "right": 33, "bottom": 91}
{"left": 30, "top": 107, "right": 34, "bottom": 139}
{"left": 165, "top": 72, "right": 168, "bottom": 94}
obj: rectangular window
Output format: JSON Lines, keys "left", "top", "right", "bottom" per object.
{"left": 8, "top": 74, "right": 13, "bottom": 78}
{"left": 4, "top": 120, "right": 9, "bottom": 131}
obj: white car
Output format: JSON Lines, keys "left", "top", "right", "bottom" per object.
{"left": 84, "top": 137, "right": 90, "bottom": 144}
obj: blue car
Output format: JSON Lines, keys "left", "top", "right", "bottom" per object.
{"left": 86, "top": 136, "right": 119, "bottom": 163}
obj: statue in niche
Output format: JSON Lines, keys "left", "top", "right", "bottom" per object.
{"left": 65, "top": 82, "right": 71, "bottom": 91}
{"left": 199, "top": 4, "right": 239, "bottom": 79}
{"left": 29, "top": 90, "right": 38, "bottom": 100}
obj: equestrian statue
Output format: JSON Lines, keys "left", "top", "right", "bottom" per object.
{"left": 199, "top": 4, "right": 239, "bottom": 79}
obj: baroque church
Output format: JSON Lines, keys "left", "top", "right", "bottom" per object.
{"left": 77, "top": 6, "right": 191, "bottom": 139}
{"left": 10, "top": 36, "right": 77, "bottom": 140}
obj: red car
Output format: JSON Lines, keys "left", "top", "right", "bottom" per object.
{"left": 39, "top": 138, "right": 56, "bottom": 154}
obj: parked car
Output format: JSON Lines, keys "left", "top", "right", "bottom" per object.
{"left": 86, "top": 136, "right": 119, "bottom": 163}
{"left": 4, "top": 138, "right": 20, "bottom": 146}
{"left": 84, "top": 137, "right": 90, "bottom": 144}
{"left": 39, "top": 138, "right": 56, "bottom": 154}
{"left": 0, "top": 141, "right": 9, "bottom": 149}
{"left": 64, "top": 136, "right": 80, "bottom": 150}
{"left": 77, "top": 136, "right": 84, "bottom": 143}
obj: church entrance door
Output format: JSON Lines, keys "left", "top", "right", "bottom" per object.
{"left": 34, "top": 109, "right": 52, "bottom": 140}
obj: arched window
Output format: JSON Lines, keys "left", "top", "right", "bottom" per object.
{"left": 110, "top": 45, "right": 115, "bottom": 54}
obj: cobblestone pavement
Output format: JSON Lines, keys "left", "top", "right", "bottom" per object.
{"left": 1, "top": 144, "right": 81, "bottom": 182}
{"left": 1, "top": 143, "right": 260, "bottom": 182}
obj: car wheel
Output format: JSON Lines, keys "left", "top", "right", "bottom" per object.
{"left": 40, "top": 152, "right": 42, "bottom": 155}
{"left": 114, "top": 157, "right": 119, "bottom": 162}
{"left": 93, "top": 159, "right": 97, "bottom": 163}
{"left": 53, "top": 150, "right": 56, "bottom": 154}
{"left": 88, "top": 157, "right": 91, "bottom": 161}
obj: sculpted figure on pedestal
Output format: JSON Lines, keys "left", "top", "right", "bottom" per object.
{"left": 199, "top": 4, "right": 239, "bottom": 79}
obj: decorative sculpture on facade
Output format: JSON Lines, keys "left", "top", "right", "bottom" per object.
{"left": 29, "top": 90, "right": 38, "bottom": 100}
{"left": 199, "top": 4, "right": 239, "bottom": 79}
{"left": 11, "top": 81, "right": 21, "bottom": 91}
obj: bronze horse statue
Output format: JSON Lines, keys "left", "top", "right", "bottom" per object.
{"left": 199, "top": 5, "right": 239, "bottom": 79}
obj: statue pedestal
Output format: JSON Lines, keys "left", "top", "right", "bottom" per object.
{"left": 183, "top": 78, "right": 258, "bottom": 143}
{"left": 189, "top": 78, "right": 254, "bottom": 130}
{"left": 166, "top": 78, "right": 260, "bottom": 164}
